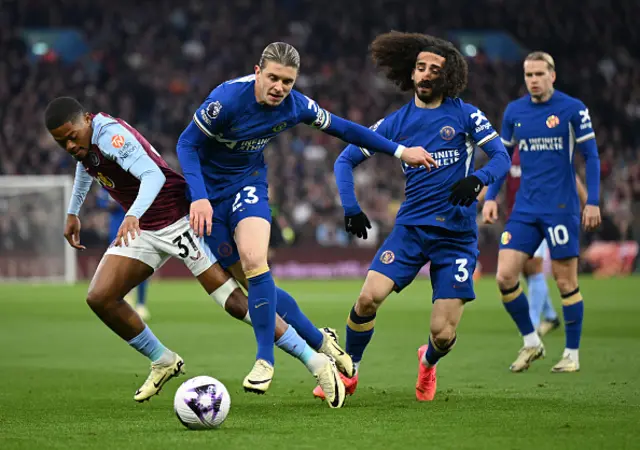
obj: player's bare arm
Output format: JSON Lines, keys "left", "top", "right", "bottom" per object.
{"left": 64, "top": 214, "right": 87, "bottom": 250}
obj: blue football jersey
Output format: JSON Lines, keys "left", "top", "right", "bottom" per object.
{"left": 497, "top": 90, "right": 595, "bottom": 217}
{"left": 337, "top": 98, "right": 510, "bottom": 233}
{"left": 189, "top": 74, "right": 331, "bottom": 203}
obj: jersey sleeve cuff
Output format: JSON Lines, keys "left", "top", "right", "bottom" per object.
{"left": 193, "top": 113, "right": 214, "bottom": 138}
{"left": 477, "top": 132, "right": 498, "bottom": 147}
{"left": 394, "top": 145, "right": 406, "bottom": 159}
{"left": 575, "top": 132, "right": 596, "bottom": 144}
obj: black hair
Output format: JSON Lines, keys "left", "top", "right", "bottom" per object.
{"left": 44, "top": 97, "right": 85, "bottom": 130}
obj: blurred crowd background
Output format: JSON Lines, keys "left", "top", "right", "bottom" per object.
{"left": 1, "top": 0, "right": 638, "bottom": 274}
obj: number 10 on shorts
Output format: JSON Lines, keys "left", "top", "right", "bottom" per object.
{"left": 547, "top": 225, "right": 569, "bottom": 247}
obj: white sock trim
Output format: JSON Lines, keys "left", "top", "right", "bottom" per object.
{"left": 564, "top": 348, "right": 579, "bottom": 362}
{"left": 523, "top": 331, "right": 541, "bottom": 348}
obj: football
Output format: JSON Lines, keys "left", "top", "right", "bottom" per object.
{"left": 173, "top": 376, "right": 231, "bottom": 430}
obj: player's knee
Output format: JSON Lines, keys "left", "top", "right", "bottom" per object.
{"left": 241, "top": 257, "right": 269, "bottom": 278}
{"left": 86, "top": 287, "right": 111, "bottom": 311}
{"left": 496, "top": 270, "right": 519, "bottom": 291}
{"left": 355, "top": 290, "right": 382, "bottom": 317}
{"left": 555, "top": 276, "right": 578, "bottom": 295}
{"left": 238, "top": 244, "right": 269, "bottom": 276}
{"left": 431, "top": 328, "right": 456, "bottom": 349}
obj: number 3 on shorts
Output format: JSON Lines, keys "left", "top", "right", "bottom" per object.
{"left": 232, "top": 186, "right": 259, "bottom": 213}
{"left": 455, "top": 258, "right": 469, "bottom": 282}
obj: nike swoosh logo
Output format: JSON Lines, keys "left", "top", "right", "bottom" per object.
{"left": 254, "top": 301, "right": 269, "bottom": 309}
{"left": 247, "top": 377, "right": 272, "bottom": 385}
{"left": 153, "top": 374, "right": 167, "bottom": 388}
{"left": 331, "top": 342, "right": 345, "bottom": 356}
{"left": 329, "top": 365, "right": 341, "bottom": 408}
{"left": 323, "top": 328, "right": 338, "bottom": 340}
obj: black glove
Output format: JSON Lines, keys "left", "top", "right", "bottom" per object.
{"left": 448, "top": 175, "right": 484, "bottom": 207}
{"left": 345, "top": 212, "right": 372, "bottom": 239}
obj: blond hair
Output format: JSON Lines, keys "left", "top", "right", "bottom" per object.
{"left": 525, "top": 51, "right": 555, "bottom": 71}
{"left": 259, "top": 42, "right": 300, "bottom": 70}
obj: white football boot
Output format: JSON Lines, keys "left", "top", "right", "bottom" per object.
{"left": 134, "top": 352, "right": 185, "bottom": 402}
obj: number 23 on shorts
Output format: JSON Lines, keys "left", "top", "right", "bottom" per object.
{"left": 232, "top": 186, "right": 259, "bottom": 213}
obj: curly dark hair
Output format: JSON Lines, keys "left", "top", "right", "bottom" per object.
{"left": 370, "top": 31, "right": 468, "bottom": 98}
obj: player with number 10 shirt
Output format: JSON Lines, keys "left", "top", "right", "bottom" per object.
{"left": 483, "top": 51, "right": 602, "bottom": 373}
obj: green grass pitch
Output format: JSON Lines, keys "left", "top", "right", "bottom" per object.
{"left": 1, "top": 277, "right": 639, "bottom": 449}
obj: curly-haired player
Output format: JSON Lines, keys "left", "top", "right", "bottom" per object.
{"left": 313, "top": 32, "right": 511, "bottom": 401}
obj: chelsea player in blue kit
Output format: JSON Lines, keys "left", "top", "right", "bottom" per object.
{"left": 483, "top": 52, "right": 601, "bottom": 373}
{"left": 312, "top": 32, "right": 510, "bottom": 402}
{"left": 176, "top": 42, "right": 436, "bottom": 407}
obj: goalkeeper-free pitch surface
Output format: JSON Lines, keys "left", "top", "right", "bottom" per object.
{"left": 1, "top": 277, "right": 639, "bottom": 450}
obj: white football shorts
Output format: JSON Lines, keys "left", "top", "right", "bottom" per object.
{"left": 105, "top": 215, "right": 217, "bottom": 276}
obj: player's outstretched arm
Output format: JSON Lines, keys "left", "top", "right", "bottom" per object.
{"left": 295, "top": 92, "right": 435, "bottom": 168}
{"left": 64, "top": 162, "right": 93, "bottom": 250}
{"left": 334, "top": 144, "right": 372, "bottom": 239}
{"left": 323, "top": 115, "right": 437, "bottom": 169}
